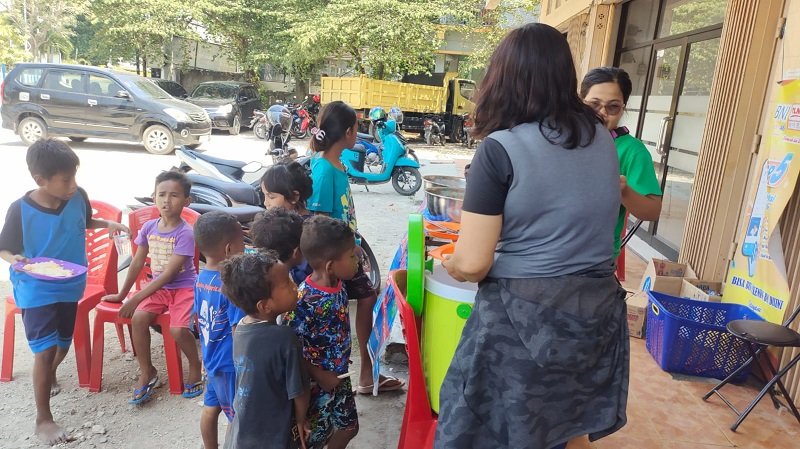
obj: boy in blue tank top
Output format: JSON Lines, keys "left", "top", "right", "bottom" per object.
{"left": 0, "top": 139, "right": 127, "bottom": 445}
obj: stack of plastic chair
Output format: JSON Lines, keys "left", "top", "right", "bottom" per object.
{"left": 2, "top": 200, "right": 122, "bottom": 386}
{"left": 88, "top": 206, "right": 200, "bottom": 395}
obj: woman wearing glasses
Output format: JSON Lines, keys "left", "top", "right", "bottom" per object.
{"left": 580, "top": 68, "right": 663, "bottom": 259}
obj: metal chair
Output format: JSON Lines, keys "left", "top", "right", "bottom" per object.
{"left": 703, "top": 303, "right": 800, "bottom": 431}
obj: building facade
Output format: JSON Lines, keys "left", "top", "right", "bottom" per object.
{"left": 541, "top": 0, "right": 800, "bottom": 403}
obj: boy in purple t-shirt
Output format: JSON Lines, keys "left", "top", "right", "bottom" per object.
{"left": 102, "top": 171, "right": 202, "bottom": 404}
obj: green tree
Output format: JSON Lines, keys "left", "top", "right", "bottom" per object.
{"left": 458, "top": 0, "right": 540, "bottom": 77}
{"left": 0, "top": 13, "right": 29, "bottom": 65}
{"left": 290, "top": 0, "right": 447, "bottom": 80}
{"left": 0, "top": 0, "right": 86, "bottom": 62}
{"left": 89, "top": 0, "right": 197, "bottom": 74}
{"left": 194, "top": 0, "right": 279, "bottom": 80}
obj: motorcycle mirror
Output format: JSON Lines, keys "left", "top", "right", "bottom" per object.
{"left": 242, "top": 161, "right": 263, "bottom": 173}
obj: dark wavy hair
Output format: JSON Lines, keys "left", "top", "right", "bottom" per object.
{"left": 300, "top": 215, "right": 354, "bottom": 267}
{"left": 220, "top": 251, "right": 280, "bottom": 315}
{"left": 250, "top": 208, "right": 304, "bottom": 262}
{"left": 472, "top": 23, "right": 599, "bottom": 149}
{"left": 580, "top": 67, "right": 633, "bottom": 104}
{"left": 310, "top": 101, "right": 357, "bottom": 152}
{"left": 260, "top": 161, "right": 313, "bottom": 208}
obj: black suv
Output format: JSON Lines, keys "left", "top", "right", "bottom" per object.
{"left": 186, "top": 81, "right": 262, "bottom": 135}
{"left": 0, "top": 63, "right": 211, "bottom": 154}
{"left": 151, "top": 78, "right": 188, "bottom": 99}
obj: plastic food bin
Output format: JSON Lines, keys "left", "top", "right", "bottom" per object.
{"left": 421, "top": 265, "right": 478, "bottom": 413}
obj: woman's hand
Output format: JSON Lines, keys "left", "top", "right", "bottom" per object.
{"left": 619, "top": 175, "right": 628, "bottom": 194}
{"left": 442, "top": 255, "right": 466, "bottom": 282}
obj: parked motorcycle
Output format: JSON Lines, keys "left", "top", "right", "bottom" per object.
{"left": 266, "top": 104, "right": 297, "bottom": 163}
{"left": 299, "top": 116, "right": 422, "bottom": 196}
{"left": 423, "top": 116, "right": 446, "bottom": 146}
{"left": 250, "top": 109, "right": 268, "bottom": 139}
{"left": 291, "top": 106, "right": 316, "bottom": 139}
{"left": 167, "top": 147, "right": 382, "bottom": 289}
{"left": 460, "top": 112, "right": 477, "bottom": 149}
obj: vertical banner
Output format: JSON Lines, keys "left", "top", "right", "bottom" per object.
{"left": 725, "top": 80, "right": 800, "bottom": 323}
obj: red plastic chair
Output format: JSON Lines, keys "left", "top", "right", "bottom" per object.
{"left": 89, "top": 206, "right": 200, "bottom": 395}
{"left": 393, "top": 270, "right": 437, "bottom": 449}
{"left": 2, "top": 200, "right": 122, "bottom": 386}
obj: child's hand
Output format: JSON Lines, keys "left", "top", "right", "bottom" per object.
{"left": 118, "top": 299, "right": 139, "bottom": 319}
{"left": 101, "top": 293, "right": 125, "bottom": 303}
{"left": 108, "top": 221, "right": 131, "bottom": 235}
{"left": 316, "top": 371, "right": 341, "bottom": 392}
{"left": 11, "top": 254, "right": 27, "bottom": 263}
{"left": 297, "top": 420, "right": 311, "bottom": 449}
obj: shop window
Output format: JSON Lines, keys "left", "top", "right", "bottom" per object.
{"left": 658, "top": 0, "right": 728, "bottom": 38}
{"left": 621, "top": 0, "right": 660, "bottom": 48}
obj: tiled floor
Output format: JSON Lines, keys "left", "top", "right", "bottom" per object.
{"left": 591, "top": 253, "right": 800, "bottom": 449}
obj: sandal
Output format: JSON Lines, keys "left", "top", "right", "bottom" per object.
{"left": 356, "top": 376, "right": 406, "bottom": 395}
{"left": 129, "top": 373, "right": 159, "bottom": 405}
{"left": 182, "top": 381, "right": 204, "bottom": 399}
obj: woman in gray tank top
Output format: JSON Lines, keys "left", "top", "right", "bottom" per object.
{"left": 436, "top": 23, "right": 629, "bottom": 449}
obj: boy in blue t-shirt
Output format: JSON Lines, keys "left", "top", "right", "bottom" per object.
{"left": 192, "top": 211, "right": 246, "bottom": 449}
{"left": 0, "top": 139, "right": 127, "bottom": 445}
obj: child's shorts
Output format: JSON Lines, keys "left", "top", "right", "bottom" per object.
{"left": 21, "top": 302, "right": 78, "bottom": 354}
{"left": 344, "top": 262, "right": 375, "bottom": 300}
{"left": 307, "top": 377, "right": 358, "bottom": 449}
{"left": 204, "top": 371, "right": 236, "bottom": 421}
{"left": 136, "top": 287, "right": 193, "bottom": 328}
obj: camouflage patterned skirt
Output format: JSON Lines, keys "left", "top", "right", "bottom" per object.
{"left": 434, "top": 272, "right": 629, "bottom": 449}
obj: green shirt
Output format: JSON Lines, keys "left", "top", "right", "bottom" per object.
{"left": 614, "top": 133, "right": 662, "bottom": 257}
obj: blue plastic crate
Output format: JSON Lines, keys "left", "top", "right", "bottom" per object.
{"left": 645, "top": 292, "right": 763, "bottom": 382}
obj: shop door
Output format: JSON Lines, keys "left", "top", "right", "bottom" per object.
{"left": 635, "top": 32, "right": 721, "bottom": 258}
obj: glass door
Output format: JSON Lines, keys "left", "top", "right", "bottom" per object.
{"left": 634, "top": 32, "right": 721, "bottom": 257}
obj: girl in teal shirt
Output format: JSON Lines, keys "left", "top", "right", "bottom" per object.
{"left": 581, "top": 67, "right": 663, "bottom": 257}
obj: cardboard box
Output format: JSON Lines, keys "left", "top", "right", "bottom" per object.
{"left": 626, "top": 291, "right": 650, "bottom": 339}
{"left": 638, "top": 258, "right": 697, "bottom": 297}
{"left": 680, "top": 279, "right": 723, "bottom": 303}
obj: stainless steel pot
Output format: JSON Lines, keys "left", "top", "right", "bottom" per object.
{"left": 425, "top": 187, "right": 465, "bottom": 223}
{"left": 423, "top": 175, "right": 466, "bottom": 191}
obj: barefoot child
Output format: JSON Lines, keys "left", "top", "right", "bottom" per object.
{"left": 102, "top": 171, "right": 203, "bottom": 404}
{"left": 220, "top": 252, "right": 310, "bottom": 449}
{"left": 307, "top": 102, "right": 404, "bottom": 394}
{"left": 0, "top": 139, "right": 128, "bottom": 444}
{"left": 286, "top": 216, "right": 360, "bottom": 449}
{"left": 193, "top": 211, "right": 246, "bottom": 449}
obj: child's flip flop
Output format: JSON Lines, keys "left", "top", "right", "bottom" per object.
{"left": 129, "top": 374, "right": 159, "bottom": 405}
{"left": 182, "top": 381, "right": 204, "bottom": 399}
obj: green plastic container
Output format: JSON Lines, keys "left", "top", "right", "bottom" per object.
{"left": 421, "top": 264, "right": 478, "bottom": 413}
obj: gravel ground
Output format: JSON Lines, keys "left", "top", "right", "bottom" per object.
{"left": 0, "top": 128, "right": 474, "bottom": 449}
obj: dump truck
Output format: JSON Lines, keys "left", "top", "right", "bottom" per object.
{"left": 320, "top": 72, "right": 476, "bottom": 142}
